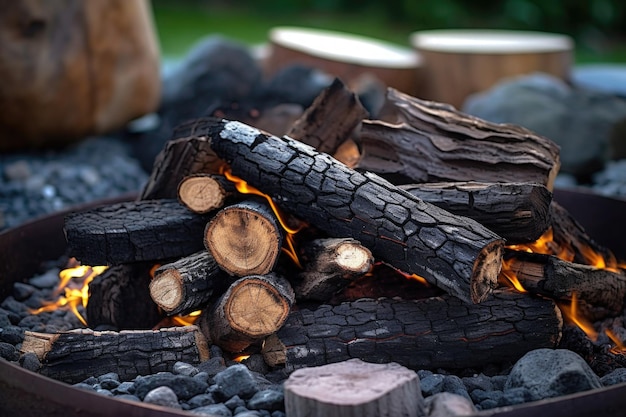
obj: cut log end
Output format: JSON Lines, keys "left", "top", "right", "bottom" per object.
{"left": 178, "top": 175, "right": 225, "bottom": 213}
{"left": 149, "top": 271, "right": 183, "bottom": 312}
{"left": 334, "top": 241, "right": 373, "bottom": 273}
{"left": 226, "top": 278, "right": 292, "bottom": 338}
{"left": 472, "top": 240, "right": 505, "bottom": 303}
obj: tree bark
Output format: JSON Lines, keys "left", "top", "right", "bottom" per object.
{"left": 502, "top": 249, "right": 626, "bottom": 319}
{"left": 20, "top": 326, "right": 209, "bottom": 384}
{"left": 400, "top": 182, "right": 552, "bottom": 244}
{"left": 286, "top": 77, "right": 368, "bottom": 156}
{"left": 275, "top": 290, "right": 562, "bottom": 372}
{"left": 201, "top": 119, "right": 504, "bottom": 304}
{"left": 357, "top": 88, "right": 560, "bottom": 189}
{"left": 178, "top": 173, "right": 237, "bottom": 214}
{"left": 204, "top": 199, "right": 284, "bottom": 277}
{"left": 64, "top": 199, "right": 211, "bottom": 265}
{"left": 150, "top": 251, "right": 230, "bottom": 316}
{"left": 295, "top": 238, "right": 374, "bottom": 301}
{"left": 199, "top": 273, "right": 295, "bottom": 353}
{"left": 284, "top": 359, "right": 424, "bottom": 417}
{"left": 86, "top": 263, "right": 162, "bottom": 330}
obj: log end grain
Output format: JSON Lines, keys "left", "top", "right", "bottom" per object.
{"left": 149, "top": 271, "right": 183, "bottom": 313}
{"left": 178, "top": 175, "right": 225, "bottom": 213}
{"left": 472, "top": 240, "right": 505, "bottom": 303}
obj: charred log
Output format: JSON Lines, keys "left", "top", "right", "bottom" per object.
{"left": 64, "top": 199, "right": 211, "bottom": 265}
{"left": 199, "top": 273, "right": 295, "bottom": 353}
{"left": 86, "top": 263, "right": 162, "bottom": 330}
{"left": 400, "top": 182, "right": 552, "bottom": 244}
{"left": 275, "top": 290, "right": 562, "bottom": 372}
{"left": 202, "top": 119, "right": 504, "bottom": 304}
{"left": 357, "top": 88, "right": 560, "bottom": 189}
{"left": 20, "top": 326, "right": 209, "bottom": 384}
{"left": 178, "top": 173, "right": 238, "bottom": 214}
{"left": 150, "top": 251, "right": 231, "bottom": 316}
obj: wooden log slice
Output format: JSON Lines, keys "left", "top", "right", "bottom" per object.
{"left": 20, "top": 326, "right": 209, "bottom": 384}
{"left": 202, "top": 119, "right": 504, "bottom": 304}
{"left": 200, "top": 273, "right": 295, "bottom": 353}
{"left": 65, "top": 199, "right": 211, "bottom": 265}
{"left": 284, "top": 358, "right": 424, "bottom": 417}
{"left": 150, "top": 251, "right": 230, "bottom": 316}
{"left": 178, "top": 174, "right": 237, "bottom": 213}
{"left": 204, "top": 200, "right": 284, "bottom": 277}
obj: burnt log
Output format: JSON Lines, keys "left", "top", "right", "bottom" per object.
{"left": 357, "top": 88, "right": 560, "bottom": 189}
{"left": 284, "top": 359, "right": 424, "bottom": 417}
{"left": 20, "top": 326, "right": 210, "bottom": 384}
{"left": 141, "top": 118, "right": 225, "bottom": 200}
{"left": 295, "top": 238, "right": 374, "bottom": 301}
{"left": 150, "top": 251, "right": 230, "bottom": 316}
{"left": 202, "top": 119, "right": 504, "bottom": 304}
{"left": 275, "top": 290, "right": 562, "bottom": 371}
{"left": 204, "top": 199, "right": 285, "bottom": 277}
{"left": 178, "top": 173, "right": 238, "bottom": 214}
{"left": 199, "top": 273, "right": 295, "bottom": 353}
{"left": 64, "top": 199, "right": 211, "bottom": 265}
{"left": 502, "top": 249, "right": 626, "bottom": 319}
{"left": 286, "top": 78, "right": 368, "bottom": 156}
{"left": 400, "top": 182, "right": 552, "bottom": 244}
{"left": 86, "top": 263, "right": 162, "bottom": 330}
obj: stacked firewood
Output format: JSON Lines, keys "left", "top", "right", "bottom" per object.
{"left": 23, "top": 79, "right": 626, "bottom": 383}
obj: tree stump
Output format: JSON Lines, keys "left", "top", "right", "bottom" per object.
{"left": 284, "top": 358, "right": 424, "bottom": 417}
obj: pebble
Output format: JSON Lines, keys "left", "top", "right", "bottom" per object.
{"left": 143, "top": 386, "right": 182, "bottom": 409}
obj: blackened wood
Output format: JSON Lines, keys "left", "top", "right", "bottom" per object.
{"left": 358, "top": 88, "right": 560, "bottom": 189}
{"left": 284, "top": 359, "right": 424, "bottom": 417}
{"left": 275, "top": 290, "right": 562, "bottom": 371}
{"left": 287, "top": 78, "right": 368, "bottom": 156}
{"left": 20, "top": 326, "right": 210, "bottom": 384}
{"left": 295, "top": 238, "right": 374, "bottom": 301}
{"left": 199, "top": 273, "right": 295, "bottom": 353}
{"left": 400, "top": 182, "right": 552, "bottom": 244}
{"left": 203, "top": 119, "right": 504, "bottom": 304}
{"left": 204, "top": 200, "right": 284, "bottom": 277}
{"left": 64, "top": 199, "right": 210, "bottom": 265}
{"left": 502, "top": 249, "right": 626, "bottom": 318}
{"left": 86, "top": 263, "right": 162, "bottom": 330}
{"left": 141, "top": 118, "right": 225, "bottom": 200}
{"left": 150, "top": 251, "right": 230, "bottom": 316}
{"left": 178, "top": 173, "right": 237, "bottom": 213}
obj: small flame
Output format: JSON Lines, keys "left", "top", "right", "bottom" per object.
{"left": 379, "top": 262, "right": 429, "bottom": 286}
{"left": 559, "top": 293, "right": 598, "bottom": 341}
{"left": 498, "top": 258, "right": 527, "bottom": 293}
{"left": 155, "top": 310, "right": 202, "bottom": 328}
{"left": 221, "top": 166, "right": 303, "bottom": 268}
{"left": 233, "top": 354, "right": 251, "bottom": 362}
{"left": 606, "top": 329, "right": 626, "bottom": 354}
{"left": 30, "top": 263, "right": 108, "bottom": 326}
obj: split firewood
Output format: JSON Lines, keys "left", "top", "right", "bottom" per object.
{"left": 204, "top": 199, "right": 284, "bottom": 277}
{"left": 177, "top": 173, "right": 238, "bottom": 214}
{"left": 149, "top": 251, "right": 231, "bottom": 316}
{"left": 400, "top": 181, "right": 552, "bottom": 244}
{"left": 286, "top": 78, "right": 368, "bottom": 156}
{"left": 87, "top": 263, "right": 162, "bottom": 330}
{"left": 201, "top": 119, "right": 504, "bottom": 304}
{"left": 295, "top": 238, "right": 374, "bottom": 301}
{"left": 284, "top": 359, "right": 424, "bottom": 417}
{"left": 65, "top": 199, "right": 212, "bottom": 265}
{"left": 141, "top": 118, "right": 225, "bottom": 200}
{"left": 20, "top": 326, "right": 209, "bottom": 384}
{"left": 502, "top": 249, "right": 626, "bottom": 319}
{"left": 357, "top": 88, "right": 560, "bottom": 189}
{"left": 275, "top": 290, "right": 562, "bottom": 371}
{"left": 199, "top": 273, "right": 295, "bottom": 353}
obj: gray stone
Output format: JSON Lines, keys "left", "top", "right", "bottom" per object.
{"left": 134, "top": 372, "right": 209, "bottom": 400}
{"left": 463, "top": 72, "right": 626, "bottom": 179}
{"left": 0, "top": 342, "right": 19, "bottom": 361}
{"left": 421, "top": 373, "right": 445, "bottom": 396}
{"left": 601, "top": 368, "right": 626, "bottom": 386}
{"left": 191, "top": 403, "right": 233, "bottom": 416}
{"left": 143, "top": 386, "right": 182, "bottom": 409}
{"left": 424, "top": 392, "right": 477, "bottom": 416}
{"left": 198, "top": 356, "right": 227, "bottom": 377}
{"left": 225, "top": 395, "right": 246, "bottom": 410}
{"left": 174, "top": 361, "right": 200, "bottom": 377}
{"left": 12, "top": 283, "right": 35, "bottom": 301}
{"left": 462, "top": 374, "right": 493, "bottom": 393}
{"left": 443, "top": 375, "right": 471, "bottom": 401}
{"left": 499, "top": 387, "right": 532, "bottom": 407}
{"left": 18, "top": 352, "right": 40, "bottom": 372}
{"left": 187, "top": 393, "right": 216, "bottom": 409}
{"left": 504, "top": 348, "right": 602, "bottom": 401}
{"left": 573, "top": 64, "right": 626, "bottom": 97}
{"left": 247, "top": 389, "right": 284, "bottom": 411}
{"left": 28, "top": 270, "right": 60, "bottom": 289}
{"left": 214, "top": 364, "right": 259, "bottom": 400}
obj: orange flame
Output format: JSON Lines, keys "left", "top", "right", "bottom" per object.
{"left": 233, "top": 354, "right": 251, "bottom": 362}
{"left": 154, "top": 310, "right": 202, "bottom": 329}
{"left": 606, "top": 329, "right": 626, "bottom": 354}
{"left": 221, "top": 167, "right": 303, "bottom": 268}
{"left": 30, "top": 263, "right": 108, "bottom": 326}
{"left": 559, "top": 293, "right": 598, "bottom": 341}
{"left": 498, "top": 258, "right": 527, "bottom": 293}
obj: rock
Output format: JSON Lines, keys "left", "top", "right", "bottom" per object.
{"left": 424, "top": 392, "right": 477, "bottom": 416}
{"left": 190, "top": 403, "right": 233, "bottom": 416}
{"left": 601, "top": 368, "right": 626, "bottom": 386}
{"left": 572, "top": 64, "right": 626, "bottom": 97}
{"left": 134, "top": 373, "right": 209, "bottom": 400}
{"left": 463, "top": 72, "right": 626, "bottom": 179}
{"left": 143, "top": 386, "right": 182, "bottom": 409}
{"left": 173, "top": 361, "right": 200, "bottom": 377}
{"left": 214, "top": 364, "right": 259, "bottom": 400}
{"left": 504, "top": 348, "right": 602, "bottom": 401}
{"left": 421, "top": 373, "right": 445, "bottom": 396}
{"left": 247, "top": 389, "right": 285, "bottom": 411}
{"left": 442, "top": 375, "right": 471, "bottom": 401}
{"left": 0, "top": 342, "right": 19, "bottom": 361}
{"left": 187, "top": 393, "right": 216, "bottom": 409}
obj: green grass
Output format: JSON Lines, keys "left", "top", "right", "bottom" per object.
{"left": 151, "top": 1, "right": 626, "bottom": 63}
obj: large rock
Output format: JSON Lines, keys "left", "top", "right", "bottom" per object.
{"left": 504, "top": 348, "right": 602, "bottom": 402}
{"left": 463, "top": 73, "right": 626, "bottom": 179}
